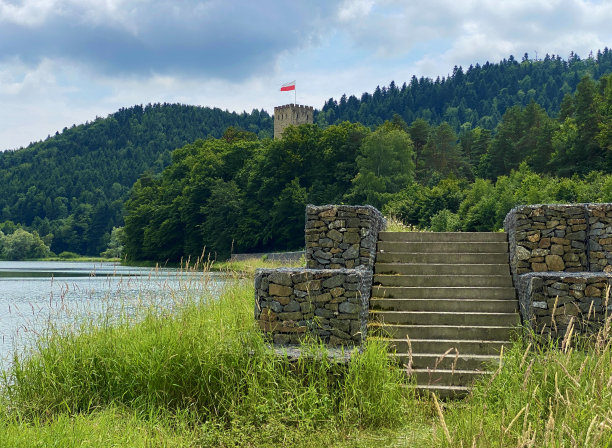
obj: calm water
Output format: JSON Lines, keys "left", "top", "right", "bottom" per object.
{"left": 0, "top": 261, "right": 228, "bottom": 370}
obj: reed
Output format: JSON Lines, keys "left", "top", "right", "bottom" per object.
{"left": 435, "top": 316, "right": 612, "bottom": 447}
{"left": 0, "top": 271, "right": 414, "bottom": 445}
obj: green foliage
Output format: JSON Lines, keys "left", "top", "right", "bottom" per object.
{"left": 58, "top": 251, "right": 79, "bottom": 259}
{"left": 349, "top": 124, "right": 415, "bottom": 209}
{"left": 100, "top": 226, "right": 124, "bottom": 258}
{"left": 124, "top": 122, "right": 369, "bottom": 261}
{"left": 0, "top": 104, "right": 272, "bottom": 256}
{"left": 437, "top": 324, "right": 612, "bottom": 446}
{"left": 319, "top": 49, "right": 612, "bottom": 133}
{"left": 429, "top": 209, "right": 461, "bottom": 232}
{"left": 3, "top": 281, "right": 412, "bottom": 433}
{"left": 2, "top": 52, "right": 612, "bottom": 261}
{"left": 0, "top": 228, "right": 51, "bottom": 260}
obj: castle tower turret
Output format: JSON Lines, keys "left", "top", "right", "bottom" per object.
{"left": 274, "top": 104, "right": 314, "bottom": 139}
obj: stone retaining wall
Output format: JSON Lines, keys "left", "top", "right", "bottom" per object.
{"left": 255, "top": 268, "right": 373, "bottom": 345}
{"left": 504, "top": 204, "right": 588, "bottom": 276}
{"left": 256, "top": 205, "right": 385, "bottom": 347}
{"left": 505, "top": 203, "right": 612, "bottom": 338}
{"left": 517, "top": 272, "right": 612, "bottom": 337}
{"left": 504, "top": 203, "right": 612, "bottom": 277}
{"left": 305, "top": 205, "right": 384, "bottom": 270}
{"left": 587, "top": 203, "right": 612, "bottom": 272}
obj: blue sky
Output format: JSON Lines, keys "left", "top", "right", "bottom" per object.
{"left": 0, "top": 0, "right": 611, "bottom": 150}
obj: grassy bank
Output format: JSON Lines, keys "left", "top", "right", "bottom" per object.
{"left": 1, "top": 273, "right": 611, "bottom": 446}
{"left": 0, "top": 279, "right": 421, "bottom": 446}
{"left": 434, "top": 323, "right": 612, "bottom": 447}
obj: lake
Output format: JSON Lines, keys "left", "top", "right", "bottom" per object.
{"left": 0, "top": 261, "right": 229, "bottom": 371}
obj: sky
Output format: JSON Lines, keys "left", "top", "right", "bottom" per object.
{"left": 0, "top": 0, "right": 611, "bottom": 150}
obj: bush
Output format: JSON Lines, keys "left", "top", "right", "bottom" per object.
{"left": 58, "top": 251, "right": 79, "bottom": 259}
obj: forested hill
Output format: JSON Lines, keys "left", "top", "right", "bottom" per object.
{"left": 1, "top": 50, "right": 612, "bottom": 259}
{"left": 317, "top": 49, "right": 612, "bottom": 131}
{"left": 0, "top": 103, "right": 272, "bottom": 256}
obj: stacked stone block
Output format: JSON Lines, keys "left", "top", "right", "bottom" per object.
{"left": 505, "top": 203, "right": 612, "bottom": 338}
{"left": 305, "top": 205, "right": 385, "bottom": 270}
{"left": 255, "top": 268, "right": 373, "bottom": 346}
{"left": 517, "top": 273, "right": 612, "bottom": 337}
{"left": 505, "top": 204, "right": 588, "bottom": 275}
{"left": 587, "top": 203, "right": 612, "bottom": 272}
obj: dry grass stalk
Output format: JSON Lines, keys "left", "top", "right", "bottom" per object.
{"left": 432, "top": 392, "right": 452, "bottom": 445}
{"left": 403, "top": 334, "right": 413, "bottom": 376}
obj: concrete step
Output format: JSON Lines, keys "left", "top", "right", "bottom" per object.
{"left": 416, "top": 384, "right": 471, "bottom": 399}
{"left": 392, "top": 352, "right": 499, "bottom": 370}
{"left": 370, "top": 298, "right": 519, "bottom": 313}
{"left": 379, "top": 232, "right": 508, "bottom": 243}
{"left": 370, "top": 311, "right": 520, "bottom": 326}
{"left": 374, "top": 274, "right": 513, "bottom": 287}
{"left": 369, "top": 324, "right": 517, "bottom": 341}
{"left": 375, "top": 263, "right": 510, "bottom": 276}
{"left": 371, "top": 286, "right": 517, "bottom": 300}
{"left": 382, "top": 338, "right": 509, "bottom": 356}
{"left": 376, "top": 252, "right": 510, "bottom": 264}
{"left": 378, "top": 241, "right": 509, "bottom": 254}
{"left": 412, "top": 369, "right": 490, "bottom": 388}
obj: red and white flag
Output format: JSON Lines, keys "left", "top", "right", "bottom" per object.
{"left": 280, "top": 81, "right": 296, "bottom": 91}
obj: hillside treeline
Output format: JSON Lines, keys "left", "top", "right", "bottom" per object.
{"left": 318, "top": 49, "right": 612, "bottom": 132}
{"left": 0, "top": 51, "right": 611, "bottom": 257}
{"left": 123, "top": 74, "right": 612, "bottom": 261}
{"left": 0, "top": 104, "right": 272, "bottom": 256}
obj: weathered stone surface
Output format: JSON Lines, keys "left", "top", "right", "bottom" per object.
{"left": 516, "top": 245, "right": 531, "bottom": 261}
{"left": 255, "top": 265, "right": 372, "bottom": 346}
{"left": 545, "top": 255, "right": 565, "bottom": 271}
{"left": 269, "top": 283, "right": 293, "bottom": 297}
{"left": 304, "top": 204, "right": 385, "bottom": 270}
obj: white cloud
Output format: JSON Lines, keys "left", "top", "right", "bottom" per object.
{"left": 0, "top": 0, "right": 611, "bottom": 150}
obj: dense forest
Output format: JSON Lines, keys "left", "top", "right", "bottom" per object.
{"left": 0, "top": 104, "right": 272, "bottom": 256}
{"left": 123, "top": 73, "right": 612, "bottom": 260}
{"left": 0, "top": 51, "right": 611, "bottom": 259}
{"left": 317, "top": 49, "right": 612, "bottom": 132}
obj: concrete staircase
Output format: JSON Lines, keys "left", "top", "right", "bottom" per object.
{"left": 369, "top": 231, "right": 520, "bottom": 397}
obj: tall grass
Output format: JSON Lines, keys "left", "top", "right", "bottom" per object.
{"left": 435, "top": 317, "right": 612, "bottom": 447}
{"left": 0, "top": 276, "right": 413, "bottom": 443}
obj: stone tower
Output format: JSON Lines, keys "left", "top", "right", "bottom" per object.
{"left": 273, "top": 104, "right": 314, "bottom": 139}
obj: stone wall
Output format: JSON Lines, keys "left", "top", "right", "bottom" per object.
{"left": 504, "top": 203, "right": 612, "bottom": 277}
{"left": 504, "top": 204, "right": 588, "bottom": 276}
{"left": 305, "top": 205, "right": 385, "bottom": 270}
{"left": 254, "top": 268, "right": 373, "bottom": 345}
{"left": 587, "top": 203, "right": 612, "bottom": 272}
{"left": 256, "top": 204, "right": 385, "bottom": 347}
{"left": 505, "top": 203, "right": 612, "bottom": 338}
{"left": 517, "top": 272, "right": 612, "bottom": 337}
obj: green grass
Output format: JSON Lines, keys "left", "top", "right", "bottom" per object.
{"left": 209, "top": 256, "right": 304, "bottom": 275}
{"left": 434, "top": 323, "right": 612, "bottom": 447}
{"left": 2, "top": 270, "right": 611, "bottom": 446}
{"left": 0, "top": 278, "right": 420, "bottom": 446}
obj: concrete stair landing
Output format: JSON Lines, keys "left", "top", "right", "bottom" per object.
{"left": 369, "top": 231, "right": 519, "bottom": 398}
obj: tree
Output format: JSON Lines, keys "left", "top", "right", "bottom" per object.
{"left": 349, "top": 124, "right": 415, "bottom": 209}
{"left": 100, "top": 227, "right": 125, "bottom": 258}
{"left": 0, "top": 228, "right": 51, "bottom": 260}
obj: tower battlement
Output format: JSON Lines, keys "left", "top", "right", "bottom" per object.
{"left": 274, "top": 104, "right": 314, "bottom": 139}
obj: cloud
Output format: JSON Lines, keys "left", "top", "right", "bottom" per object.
{"left": 0, "top": 0, "right": 611, "bottom": 150}
{"left": 0, "top": 0, "right": 340, "bottom": 79}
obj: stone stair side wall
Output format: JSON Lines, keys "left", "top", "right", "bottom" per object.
{"left": 255, "top": 204, "right": 385, "bottom": 346}
{"left": 305, "top": 205, "right": 385, "bottom": 270}
{"left": 505, "top": 203, "right": 612, "bottom": 337}
{"left": 255, "top": 268, "right": 373, "bottom": 345}
{"left": 517, "top": 272, "right": 612, "bottom": 337}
